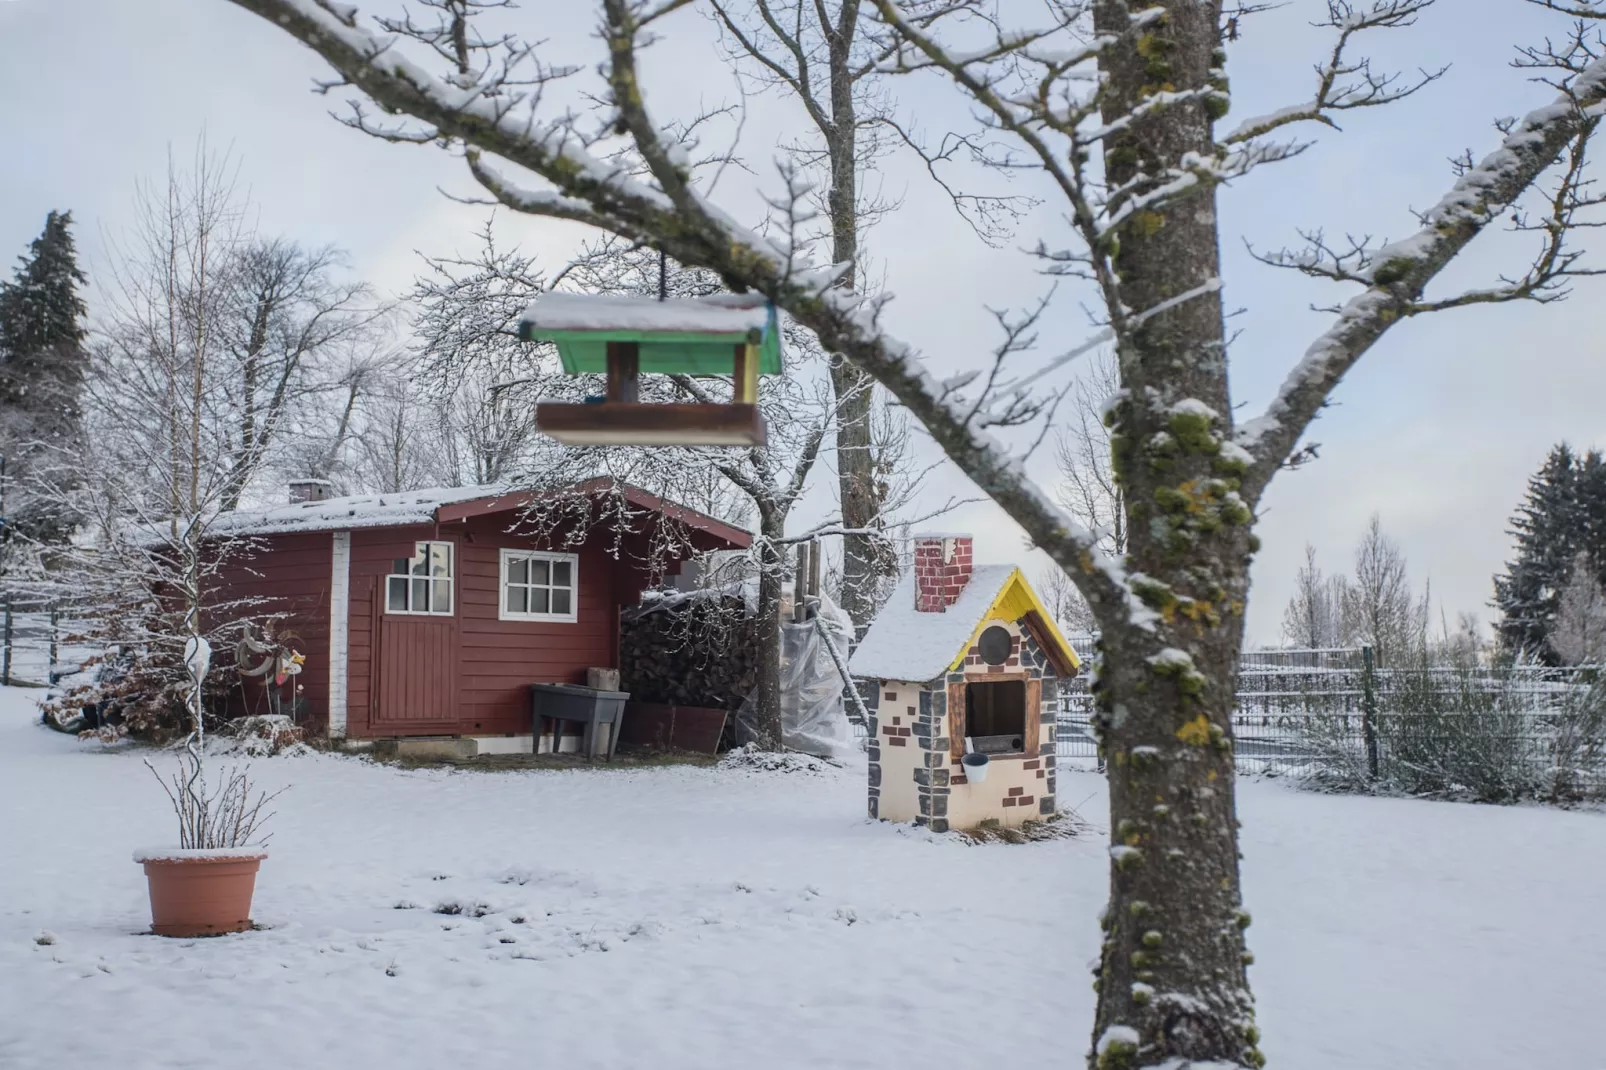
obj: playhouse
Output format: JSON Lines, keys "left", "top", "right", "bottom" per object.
{"left": 849, "top": 535, "right": 1080, "bottom": 832}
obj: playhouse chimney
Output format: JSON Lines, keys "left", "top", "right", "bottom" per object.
{"left": 913, "top": 533, "right": 973, "bottom": 613}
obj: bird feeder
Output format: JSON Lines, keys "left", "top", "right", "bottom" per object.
{"left": 517, "top": 291, "right": 782, "bottom": 447}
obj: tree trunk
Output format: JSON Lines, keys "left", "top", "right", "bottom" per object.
{"left": 1087, "top": 3, "right": 1260, "bottom": 1068}
{"left": 750, "top": 518, "right": 785, "bottom": 750}
{"left": 825, "top": 18, "right": 883, "bottom": 642}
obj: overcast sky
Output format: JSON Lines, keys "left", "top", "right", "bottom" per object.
{"left": 3, "top": 0, "right": 1603, "bottom": 645}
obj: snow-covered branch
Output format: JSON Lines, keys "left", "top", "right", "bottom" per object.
{"left": 1238, "top": 52, "right": 1606, "bottom": 501}
{"left": 1222, "top": 1, "right": 1446, "bottom": 146}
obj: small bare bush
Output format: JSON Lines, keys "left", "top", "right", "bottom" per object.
{"left": 146, "top": 750, "right": 285, "bottom": 849}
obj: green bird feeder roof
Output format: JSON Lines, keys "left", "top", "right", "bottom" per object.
{"left": 517, "top": 292, "right": 783, "bottom": 376}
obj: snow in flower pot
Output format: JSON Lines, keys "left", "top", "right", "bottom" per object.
{"left": 961, "top": 751, "right": 991, "bottom": 784}
{"left": 137, "top": 637, "right": 284, "bottom": 938}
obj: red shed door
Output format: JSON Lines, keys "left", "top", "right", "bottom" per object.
{"left": 372, "top": 541, "right": 460, "bottom": 729}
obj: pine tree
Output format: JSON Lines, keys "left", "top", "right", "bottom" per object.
{"left": 1579, "top": 449, "right": 1606, "bottom": 589}
{"left": 0, "top": 210, "right": 90, "bottom": 547}
{"left": 1494, "top": 444, "right": 1592, "bottom": 663}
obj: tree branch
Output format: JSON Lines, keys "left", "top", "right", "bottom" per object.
{"left": 1237, "top": 55, "right": 1606, "bottom": 502}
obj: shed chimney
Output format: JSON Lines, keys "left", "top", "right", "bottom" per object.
{"left": 288, "top": 478, "right": 334, "bottom": 504}
{"left": 913, "top": 533, "right": 973, "bottom": 613}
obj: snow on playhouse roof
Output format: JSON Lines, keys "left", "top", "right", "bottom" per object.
{"left": 849, "top": 565, "right": 1080, "bottom": 683}
{"left": 520, "top": 292, "right": 772, "bottom": 337}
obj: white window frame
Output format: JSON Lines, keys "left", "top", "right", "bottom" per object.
{"left": 499, "top": 549, "right": 580, "bottom": 623}
{"left": 385, "top": 540, "right": 455, "bottom": 616}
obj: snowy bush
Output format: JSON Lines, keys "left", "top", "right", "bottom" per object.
{"left": 1378, "top": 668, "right": 1548, "bottom": 802}
{"left": 1293, "top": 663, "right": 1606, "bottom": 803}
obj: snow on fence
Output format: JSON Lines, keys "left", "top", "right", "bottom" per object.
{"left": 0, "top": 602, "right": 94, "bottom": 688}
{"left": 1052, "top": 646, "right": 1606, "bottom": 801}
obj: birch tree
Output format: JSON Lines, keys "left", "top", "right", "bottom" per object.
{"left": 214, "top": 0, "right": 1606, "bottom": 1064}
{"left": 79, "top": 147, "right": 264, "bottom": 739}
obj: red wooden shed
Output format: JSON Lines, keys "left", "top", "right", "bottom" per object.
{"left": 208, "top": 479, "right": 751, "bottom": 751}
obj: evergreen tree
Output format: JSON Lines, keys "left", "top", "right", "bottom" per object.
{"left": 0, "top": 210, "right": 90, "bottom": 548}
{"left": 1493, "top": 444, "right": 1603, "bottom": 663}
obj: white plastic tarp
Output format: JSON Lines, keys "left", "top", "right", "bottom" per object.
{"left": 736, "top": 594, "right": 857, "bottom": 759}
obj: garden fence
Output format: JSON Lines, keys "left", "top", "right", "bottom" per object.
{"left": 1052, "top": 644, "right": 1605, "bottom": 798}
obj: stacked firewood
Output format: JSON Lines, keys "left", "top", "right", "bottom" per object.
{"left": 619, "top": 592, "right": 757, "bottom": 710}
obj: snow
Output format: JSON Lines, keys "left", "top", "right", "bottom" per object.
{"left": 1169, "top": 398, "right": 1219, "bottom": 421}
{"left": 520, "top": 292, "right": 773, "bottom": 337}
{"left": 208, "top": 482, "right": 513, "bottom": 537}
{"left": 131, "top": 846, "right": 270, "bottom": 864}
{"left": 1223, "top": 100, "right": 1320, "bottom": 143}
{"left": 848, "top": 564, "right": 1019, "bottom": 682}
{"left": 1096, "top": 1024, "right": 1141, "bottom": 1054}
{"left": 6, "top": 686, "right": 1606, "bottom": 1069}
{"left": 1148, "top": 647, "right": 1195, "bottom": 671}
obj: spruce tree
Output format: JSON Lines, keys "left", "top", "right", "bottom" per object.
{"left": 1494, "top": 444, "right": 1595, "bottom": 663}
{"left": 0, "top": 210, "right": 90, "bottom": 547}
{"left": 1580, "top": 449, "right": 1606, "bottom": 588}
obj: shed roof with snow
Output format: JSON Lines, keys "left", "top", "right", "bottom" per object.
{"left": 206, "top": 478, "right": 753, "bottom": 546}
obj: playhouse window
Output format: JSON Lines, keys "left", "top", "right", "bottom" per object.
{"left": 500, "top": 550, "right": 579, "bottom": 623}
{"left": 965, "top": 679, "right": 1027, "bottom": 754}
{"left": 387, "top": 541, "right": 454, "bottom": 615}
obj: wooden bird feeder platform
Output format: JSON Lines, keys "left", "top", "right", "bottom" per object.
{"left": 518, "top": 292, "right": 782, "bottom": 447}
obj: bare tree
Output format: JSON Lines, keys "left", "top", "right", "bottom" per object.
{"left": 709, "top": 0, "right": 1014, "bottom": 638}
{"left": 1056, "top": 351, "right": 1126, "bottom": 558}
{"left": 347, "top": 374, "right": 448, "bottom": 492}
{"left": 1343, "top": 514, "right": 1429, "bottom": 666}
{"left": 1039, "top": 561, "right": 1097, "bottom": 635}
{"left": 1280, "top": 544, "right": 1348, "bottom": 649}
{"left": 216, "top": 238, "right": 380, "bottom": 508}
{"left": 1554, "top": 552, "right": 1606, "bottom": 664}
{"left": 78, "top": 145, "right": 266, "bottom": 739}
{"left": 214, "top": 1, "right": 1606, "bottom": 1063}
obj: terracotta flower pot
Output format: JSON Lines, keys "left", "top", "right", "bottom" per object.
{"left": 133, "top": 848, "right": 268, "bottom": 937}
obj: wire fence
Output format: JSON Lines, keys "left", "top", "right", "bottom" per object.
{"left": 1053, "top": 644, "right": 1606, "bottom": 800}
{"left": 0, "top": 600, "right": 89, "bottom": 688}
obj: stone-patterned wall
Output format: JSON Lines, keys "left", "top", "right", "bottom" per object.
{"left": 866, "top": 615, "right": 1064, "bottom": 833}
{"left": 864, "top": 681, "right": 930, "bottom": 823}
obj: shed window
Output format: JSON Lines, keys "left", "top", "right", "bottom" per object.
{"left": 387, "top": 541, "right": 454, "bottom": 615}
{"left": 965, "top": 679, "right": 1026, "bottom": 754}
{"left": 500, "top": 550, "right": 579, "bottom": 623}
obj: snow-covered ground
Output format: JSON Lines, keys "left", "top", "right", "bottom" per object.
{"left": 1, "top": 686, "right": 1603, "bottom": 1070}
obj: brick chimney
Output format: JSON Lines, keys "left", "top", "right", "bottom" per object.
{"left": 288, "top": 478, "right": 334, "bottom": 504}
{"left": 913, "top": 533, "right": 973, "bottom": 613}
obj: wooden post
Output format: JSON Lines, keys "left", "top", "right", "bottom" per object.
{"left": 793, "top": 544, "right": 809, "bottom": 623}
{"left": 605, "top": 341, "right": 640, "bottom": 403}
{"left": 806, "top": 539, "right": 821, "bottom": 619}
{"left": 734, "top": 341, "right": 759, "bottom": 404}
{"left": 48, "top": 604, "right": 58, "bottom": 685}
{"left": 1361, "top": 644, "right": 1380, "bottom": 780}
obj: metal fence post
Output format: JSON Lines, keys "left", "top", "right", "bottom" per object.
{"left": 1361, "top": 644, "right": 1380, "bottom": 780}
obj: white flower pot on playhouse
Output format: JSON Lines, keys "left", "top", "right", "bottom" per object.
{"left": 960, "top": 752, "right": 990, "bottom": 784}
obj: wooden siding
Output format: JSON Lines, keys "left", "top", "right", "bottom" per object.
{"left": 344, "top": 516, "right": 671, "bottom": 738}
{"left": 212, "top": 498, "right": 740, "bottom": 741}
{"left": 212, "top": 532, "right": 334, "bottom": 734}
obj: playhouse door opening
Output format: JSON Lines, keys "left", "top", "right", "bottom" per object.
{"left": 966, "top": 679, "right": 1027, "bottom": 754}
